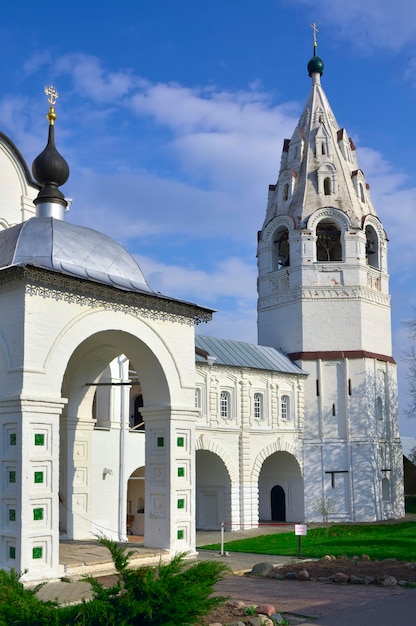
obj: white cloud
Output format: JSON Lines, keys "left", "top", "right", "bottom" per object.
{"left": 55, "top": 53, "right": 136, "bottom": 102}
{"left": 291, "top": 0, "right": 416, "bottom": 51}
{"left": 135, "top": 254, "right": 257, "bottom": 305}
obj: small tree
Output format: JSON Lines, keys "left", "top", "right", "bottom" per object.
{"left": 408, "top": 445, "right": 416, "bottom": 465}
{"left": 314, "top": 496, "right": 336, "bottom": 530}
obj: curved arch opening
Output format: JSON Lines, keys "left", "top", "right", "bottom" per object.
{"left": 365, "top": 224, "right": 380, "bottom": 269}
{"left": 258, "top": 451, "right": 303, "bottom": 522}
{"left": 316, "top": 219, "right": 342, "bottom": 261}
{"left": 273, "top": 226, "right": 290, "bottom": 269}
{"left": 59, "top": 330, "right": 171, "bottom": 543}
{"left": 196, "top": 450, "right": 232, "bottom": 530}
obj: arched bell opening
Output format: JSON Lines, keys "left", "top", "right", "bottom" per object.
{"left": 272, "top": 226, "right": 290, "bottom": 269}
{"left": 316, "top": 219, "right": 342, "bottom": 261}
{"left": 365, "top": 224, "right": 380, "bottom": 269}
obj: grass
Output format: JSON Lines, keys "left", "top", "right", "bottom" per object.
{"left": 199, "top": 522, "right": 416, "bottom": 561}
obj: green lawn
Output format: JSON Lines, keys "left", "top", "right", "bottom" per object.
{"left": 199, "top": 522, "right": 416, "bottom": 561}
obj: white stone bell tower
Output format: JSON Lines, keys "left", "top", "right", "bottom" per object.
{"left": 257, "top": 30, "right": 404, "bottom": 521}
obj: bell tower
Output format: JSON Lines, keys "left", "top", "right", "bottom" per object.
{"left": 257, "top": 29, "right": 404, "bottom": 521}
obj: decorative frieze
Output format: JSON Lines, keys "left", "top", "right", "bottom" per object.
{"left": 1, "top": 266, "right": 212, "bottom": 326}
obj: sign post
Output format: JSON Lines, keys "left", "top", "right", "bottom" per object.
{"left": 295, "top": 524, "right": 307, "bottom": 558}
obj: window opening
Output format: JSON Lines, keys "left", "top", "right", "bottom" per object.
{"left": 195, "top": 387, "right": 201, "bottom": 411}
{"left": 131, "top": 393, "right": 144, "bottom": 430}
{"left": 254, "top": 393, "right": 263, "bottom": 420}
{"left": 283, "top": 183, "right": 289, "bottom": 201}
{"left": 321, "top": 142, "right": 326, "bottom": 155}
{"left": 323, "top": 176, "right": 331, "bottom": 195}
{"left": 359, "top": 182, "right": 365, "bottom": 202}
{"left": 281, "top": 395, "right": 290, "bottom": 420}
{"left": 316, "top": 220, "right": 342, "bottom": 261}
{"left": 274, "top": 228, "right": 290, "bottom": 268}
{"left": 365, "top": 225, "right": 379, "bottom": 269}
{"left": 220, "top": 391, "right": 230, "bottom": 419}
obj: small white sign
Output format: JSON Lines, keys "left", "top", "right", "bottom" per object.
{"left": 295, "top": 524, "right": 307, "bottom": 536}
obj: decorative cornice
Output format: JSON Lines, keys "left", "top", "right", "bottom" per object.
{"left": 288, "top": 350, "right": 396, "bottom": 364}
{"left": 0, "top": 266, "right": 212, "bottom": 326}
{"left": 258, "top": 283, "right": 390, "bottom": 308}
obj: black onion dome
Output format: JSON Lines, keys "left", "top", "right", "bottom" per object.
{"left": 32, "top": 118, "right": 69, "bottom": 206}
{"left": 307, "top": 54, "right": 324, "bottom": 77}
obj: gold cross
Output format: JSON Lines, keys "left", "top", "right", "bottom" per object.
{"left": 311, "top": 22, "right": 319, "bottom": 49}
{"left": 44, "top": 85, "right": 59, "bottom": 106}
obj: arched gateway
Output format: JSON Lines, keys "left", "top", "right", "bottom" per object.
{"left": 0, "top": 96, "right": 212, "bottom": 581}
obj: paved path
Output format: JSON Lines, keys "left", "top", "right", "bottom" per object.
{"left": 33, "top": 522, "right": 416, "bottom": 624}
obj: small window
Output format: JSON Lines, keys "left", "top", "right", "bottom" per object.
{"left": 283, "top": 183, "right": 289, "bottom": 202}
{"left": 281, "top": 395, "right": 290, "bottom": 420}
{"left": 321, "top": 142, "right": 326, "bottom": 155}
{"left": 376, "top": 397, "right": 383, "bottom": 420}
{"left": 254, "top": 393, "right": 263, "bottom": 420}
{"left": 324, "top": 176, "right": 331, "bottom": 195}
{"left": 131, "top": 394, "right": 144, "bottom": 430}
{"left": 220, "top": 391, "right": 230, "bottom": 419}
{"left": 359, "top": 182, "right": 365, "bottom": 202}
{"left": 195, "top": 388, "right": 202, "bottom": 411}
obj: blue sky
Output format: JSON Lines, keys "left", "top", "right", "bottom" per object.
{"left": 1, "top": 0, "right": 416, "bottom": 436}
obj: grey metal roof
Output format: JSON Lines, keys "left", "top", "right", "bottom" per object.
{"left": 195, "top": 335, "right": 307, "bottom": 375}
{"left": 0, "top": 217, "right": 153, "bottom": 294}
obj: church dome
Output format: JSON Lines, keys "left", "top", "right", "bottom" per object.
{"left": 0, "top": 217, "right": 153, "bottom": 293}
{"left": 307, "top": 54, "right": 324, "bottom": 76}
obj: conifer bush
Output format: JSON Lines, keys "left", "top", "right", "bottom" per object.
{"left": 0, "top": 537, "right": 229, "bottom": 625}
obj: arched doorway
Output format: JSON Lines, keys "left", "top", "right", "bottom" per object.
{"left": 196, "top": 450, "right": 231, "bottom": 530}
{"left": 58, "top": 325, "right": 179, "bottom": 550}
{"left": 258, "top": 451, "right": 303, "bottom": 522}
{"left": 271, "top": 485, "right": 286, "bottom": 521}
{"left": 127, "top": 466, "right": 145, "bottom": 537}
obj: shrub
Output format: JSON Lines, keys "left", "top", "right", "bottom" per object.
{"left": 0, "top": 539, "right": 228, "bottom": 625}
{"left": 0, "top": 568, "right": 60, "bottom": 626}
{"left": 64, "top": 536, "right": 229, "bottom": 625}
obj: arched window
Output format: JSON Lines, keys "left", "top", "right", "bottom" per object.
{"left": 220, "top": 391, "right": 231, "bottom": 419}
{"left": 131, "top": 394, "right": 144, "bottom": 430}
{"left": 281, "top": 395, "right": 290, "bottom": 420}
{"left": 376, "top": 397, "right": 383, "bottom": 420}
{"left": 254, "top": 393, "right": 263, "bottom": 420}
{"left": 195, "top": 387, "right": 202, "bottom": 412}
{"left": 273, "top": 227, "right": 290, "bottom": 269}
{"left": 324, "top": 177, "right": 331, "bottom": 195}
{"left": 283, "top": 183, "right": 289, "bottom": 201}
{"left": 359, "top": 182, "right": 365, "bottom": 202}
{"left": 321, "top": 142, "right": 326, "bottom": 155}
{"left": 365, "top": 225, "right": 379, "bottom": 269}
{"left": 316, "top": 219, "right": 342, "bottom": 261}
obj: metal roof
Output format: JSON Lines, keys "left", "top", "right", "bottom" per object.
{"left": 195, "top": 335, "right": 306, "bottom": 375}
{"left": 0, "top": 217, "right": 153, "bottom": 294}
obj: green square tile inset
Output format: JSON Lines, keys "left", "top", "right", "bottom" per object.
{"left": 157, "top": 437, "right": 164, "bottom": 447}
{"left": 34, "top": 434, "right": 45, "bottom": 446}
{"left": 9, "top": 546, "right": 15, "bottom": 560}
{"left": 32, "top": 547, "right": 43, "bottom": 559}
{"left": 9, "top": 509, "right": 16, "bottom": 522}
{"left": 33, "top": 508, "right": 44, "bottom": 521}
{"left": 34, "top": 472, "right": 44, "bottom": 484}
{"left": 9, "top": 471, "right": 16, "bottom": 483}
{"left": 177, "top": 467, "right": 185, "bottom": 477}
{"left": 177, "top": 530, "right": 184, "bottom": 540}
{"left": 177, "top": 498, "right": 185, "bottom": 509}
{"left": 9, "top": 433, "right": 16, "bottom": 446}
{"left": 177, "top": 437, "right": 184, "bottom": 447}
